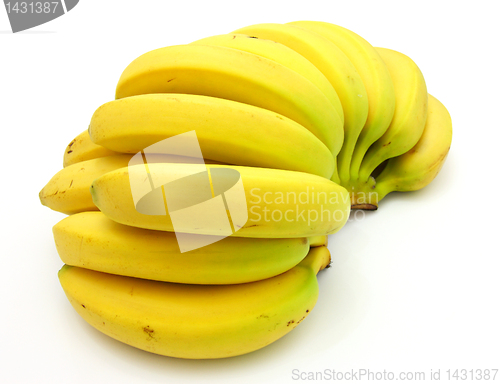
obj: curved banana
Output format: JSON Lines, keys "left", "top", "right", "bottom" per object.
{"left": 58, "top": 246, "right": 331, "bottom": 359}
{"left": 91, "top": 163, "right": 351, "bottom": 238}
{"left": 63, "top": 130, "right": 118, "bottom": 167}
{"left": 115, "top": 44, "right": 343, "bottom": 155}
{"left": 40, "top": 154, "right": 133, "bottom": 214}
{"left": 287, "top": 21, "right": 396, "bottom": 181}
{"left": 191, "top": 33, "right": 343, "bottom": 124}
{"left": 89, "top": 93, "right": 335, "bottom": 178}
{"left": 358, "top": 48, "right": 428, "bottom": 181}
{"left": 40, "top": 154, "right": 208, "bottom": 214}
{"left": 374, "top": 94, "right": 452, "bottom": 200}
{"left": 232, "top": 23, "right": 368, "bottom": 183}
{"left": 54, "top": 211, "right": 310, "bottom": 285}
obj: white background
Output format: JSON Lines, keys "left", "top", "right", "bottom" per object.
{"left": 1, "top": 1, "right": 499, "bottom": 383}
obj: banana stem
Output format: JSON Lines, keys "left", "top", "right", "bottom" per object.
{"left": 372, "top": 179, "right": 392, "bottom": 202}
{"left": 348, "top": 141, "right": 369, "bottom": 181}
{"left": 358, "top": 163, "right": 377, "bottom": 184}
{"left": 331, "top": 158, "right": 341, "bottom": 184}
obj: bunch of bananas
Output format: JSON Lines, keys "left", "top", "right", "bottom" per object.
{"left": 40, "top": 21, "right": 452, "bottom": 359}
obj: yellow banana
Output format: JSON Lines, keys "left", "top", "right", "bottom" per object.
{"left": 190, "top": 33, "right": 343, "bottom": 124}
{"left": 89, "top": 93, "right": 335, "bottom": 178}
{"left": 63, "top": 130, "right": 118, "bottom": 167}
{"left": 53, "top": 211, "right": 311, "bottom": 284}
{"left": 374, "top": 94, "right": 452, "bottom": 201}
{"left": 232, "top": 23, "right": 368, "bottom": 184}
{"left": 115, "top": 44, "right": 343, "bottom": 155}
{"left": 91, "top": 163, "right": 351, "bottom": 238}
{"left": 58, "top": 246, "right": 331, "bottom": 359}
{"left": 40, "top": 154, "right": 209, "bottom": 214}
{"left": 358, "top": 48, "right": 428, "bottom": 181}
{"left": 40, "top": 154, "right": 133, "bottom": 214}
{"left": 288, "top": 21, "right": 396, "bottom": 181}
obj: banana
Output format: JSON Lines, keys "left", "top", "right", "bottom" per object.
{"left": 190, "top": 33, "right": 343, "bottom": 124}
{"left": 358, "top": 48, "right": 428, "bottom": 181}
{"left": 308, "top": 235, "right": 328, "bottom": 247}
{"left": 53, "top": 211, "right": 311, "bottom": 284}
{"left": 91, "top": 163, "right": 351, "bottom": 238}
{"left": 115, "top": 44, "right": 343, "bottom": 155}
{"left": 40, "top": 154, "right": 209, "bottom": 214}
{"left": 63, "top": 130, "right": 118, "bottom": 167}
{"left": 287, "top": 21, "right": 396, "bottom": 181}
{"left": 89, "top": 93, "right": 335, "bottom": 179}
{"left": 58, "top": 246, "right": 331, "bottom": 359}
{"left": 374, "top": 94, "right": 452, "bottom": 201}
{"left": 232, "top": 23, "right": 368, "bottom": 184}
{"left": 40, "top": 154, "right": 133, "bottom": 214}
